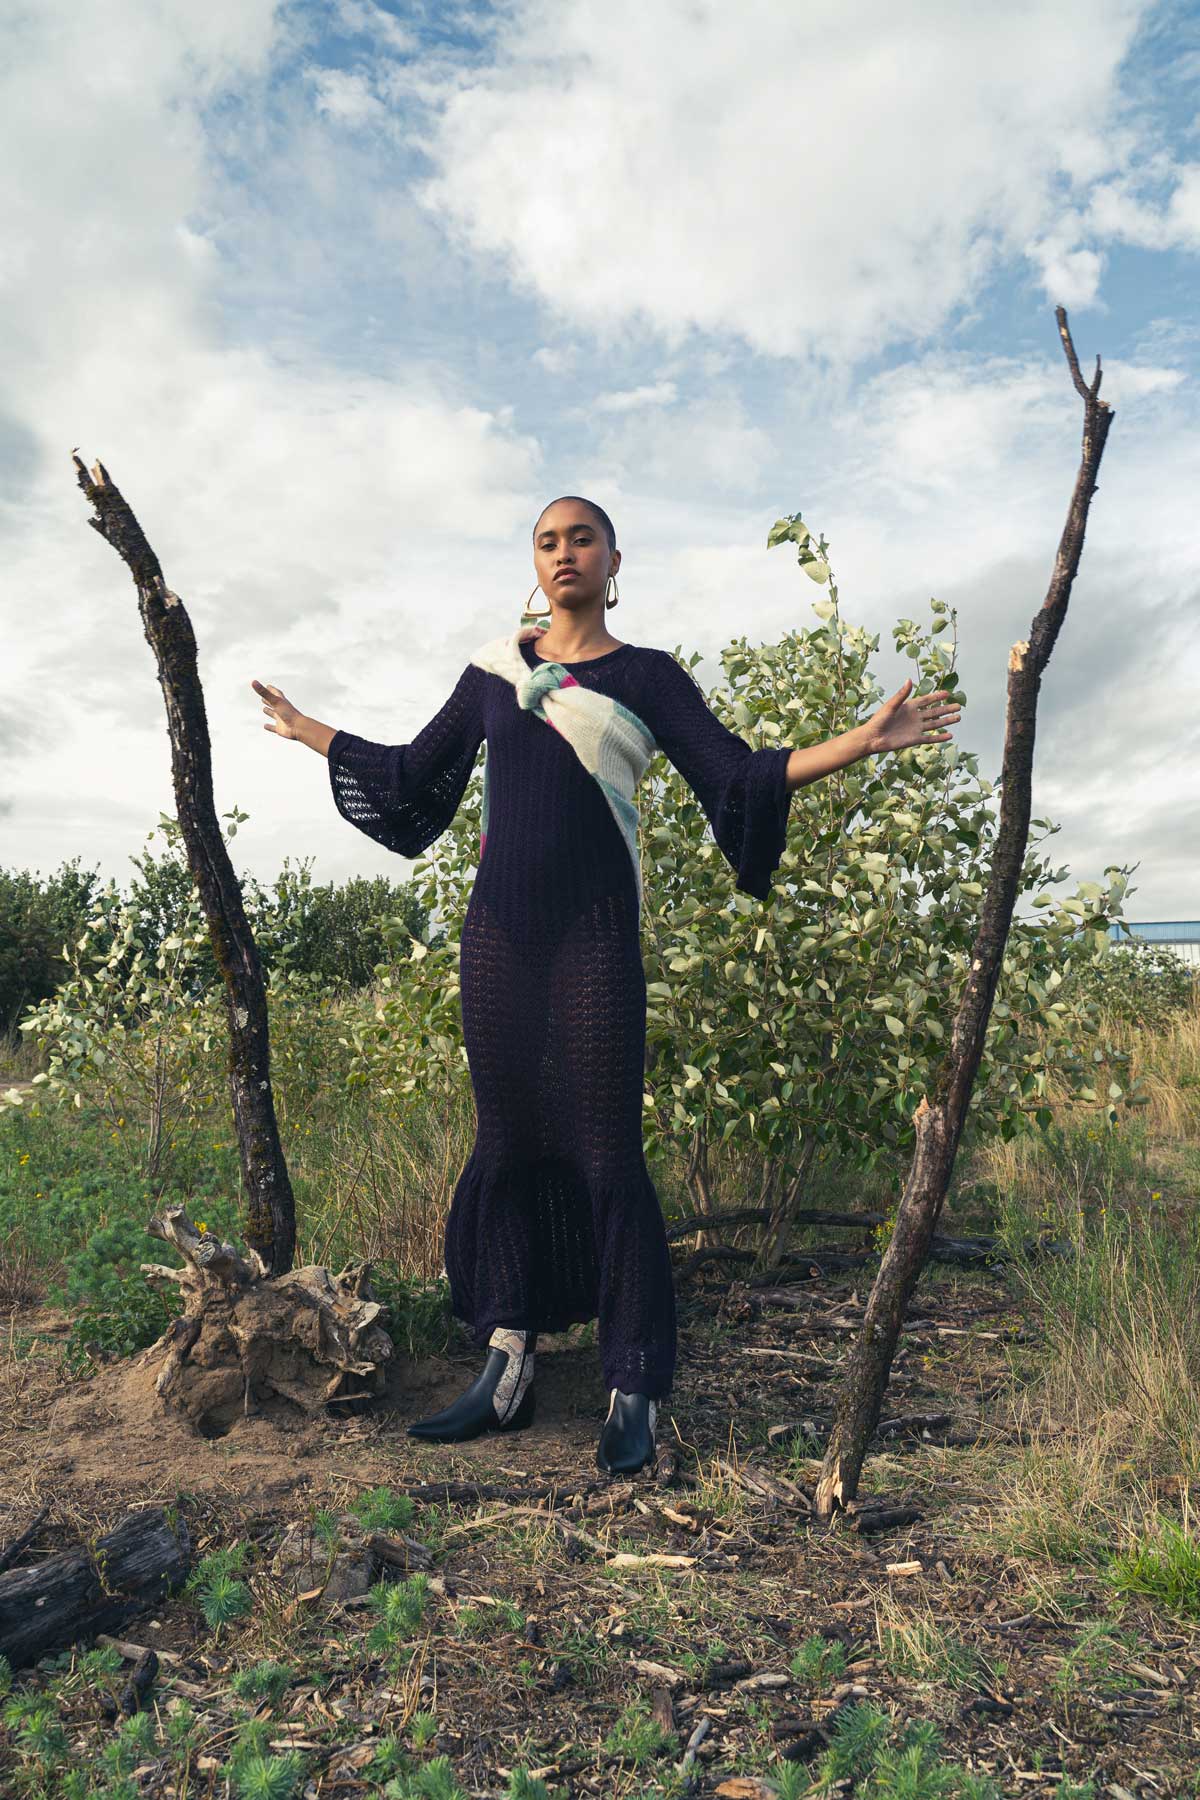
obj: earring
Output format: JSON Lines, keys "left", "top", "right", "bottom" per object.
{"left": 523, "top": 583, "right": 551, "bottom": 620}
{"left": 605, "top": 574, "right": 619, "bottom": 611}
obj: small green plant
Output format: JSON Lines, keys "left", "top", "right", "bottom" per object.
{"left": 811, "top": 1706, "right": 1000, "bottom": 1798}
{"left": 790, "top": 1632, "right": 847, "bottom": 1691}
{"left": 352, "top": 1485, "right": 416, "bottom": 1534}
{"left": 312, "top": 1507, "right": 341, "bottom": 1548}
{"left": 222, "top": 1718, "right": 306, "bottom": 1800}
{"left": 366, "top": 1575, "right": 429, "bottom": 1654}
{"left": 13, "top": 1700, "right": 70, "bottom": 1771}
{"left": 231, "top": 1660, "right": 295, "bottom": 1705}
{"left": 1107, "top": 1514, "right": 1200, "bottom": 1618}
{"left": 232, "top": 1750, "right": 306, "bottom": 1800}
{"left": 602, "top": 1697, "right": 677, "bottom": 1766}
{"left": 383, "top": 1753, "right": 467, "bottom": 1798}
{"left": 368, "top": 1736, "right": 411, "bottom": 1781}
{"left": 508, "top": 1773, "right": 553, "bottom": 1800}
{"left": 99, "top": 1708, "right": 159, "bottom": 1778}
{"left": 187, "top": 1541, "right": 253, "bottom": 1632}
{"left": 410, "top": 1709, "right": 438, "bottom": 1749}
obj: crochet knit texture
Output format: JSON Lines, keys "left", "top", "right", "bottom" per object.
{"left": 328, "top": 637, "right": 795, "bottom": 1397}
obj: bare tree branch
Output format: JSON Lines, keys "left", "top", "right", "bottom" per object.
{"left": 813, "top": 311, "right": 1115, "bottom": 1517}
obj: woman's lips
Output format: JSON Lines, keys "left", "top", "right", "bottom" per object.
{"left": 555, "top": 571, "right": 579, "bottom": 581}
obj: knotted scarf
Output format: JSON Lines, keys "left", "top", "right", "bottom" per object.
{"left": 469, "top": 623, "right": 658, "bottom": 917}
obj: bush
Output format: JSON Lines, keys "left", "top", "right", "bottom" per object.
{"left": 0, "top": 859, "right": 99, "bottom": 1035}
{"left": 1065, "top": 936, "right": 1196, "bottom": 1033}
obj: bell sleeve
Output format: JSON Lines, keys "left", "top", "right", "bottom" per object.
{"left": 327, "top": 661, "right": 485, "bottom": 858}
{"left": 636, "top": 648, "right": 794, "bottom": 901}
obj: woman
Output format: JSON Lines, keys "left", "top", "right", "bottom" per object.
{"left": 252, "top": 496, "right": 959, "bottom": 1474}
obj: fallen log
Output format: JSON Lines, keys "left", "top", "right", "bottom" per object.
{"left": 0, "top": 1502, "right": 52, "bottom": 1574}
{"left": 0, "top": 1507, "right": 191, "bottom": 1669}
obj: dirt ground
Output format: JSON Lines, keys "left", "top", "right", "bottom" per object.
{"left": 3, "top": 1262, "right": 1198, "bottom": 1797}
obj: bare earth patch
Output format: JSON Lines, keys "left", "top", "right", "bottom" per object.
{"left": 3, "top": 1266, "right": 1198, "bottom": 1796}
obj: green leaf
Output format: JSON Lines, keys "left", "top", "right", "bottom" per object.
{"left": 883, "top": 1015, "right": 904, "bottom": 1037}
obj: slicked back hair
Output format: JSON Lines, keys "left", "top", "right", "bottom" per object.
{"left": 533, "top": 496, "right": 617, "bottom": 554}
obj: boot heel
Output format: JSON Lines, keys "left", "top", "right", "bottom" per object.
{"left": 501, "top": 1384, "right": 536, "bottom": 1431}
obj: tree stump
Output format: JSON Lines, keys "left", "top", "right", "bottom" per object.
{"left": 140, "top": 1206, "right": 393, "bottom": 1437}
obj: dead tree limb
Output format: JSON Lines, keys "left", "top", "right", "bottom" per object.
{"left": 72, "top": 456, "right": 295, "bottom": 1274}
{"left": 814, "top": 309, "right": 1114, "bottom": 1517}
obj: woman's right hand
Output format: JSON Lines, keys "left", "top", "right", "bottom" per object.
{"left": 252, "top": 678, "right": 304, "bottom": 741}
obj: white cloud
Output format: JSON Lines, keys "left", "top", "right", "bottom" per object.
{"left": 531, "top": 345, "right": 577, "bottom": 373}
{"left": 416, "top": 0, "right": 1153, "bottom": 358}
{"left": 0, "top": 0, "right": 546, "bottom": 888}
{"left": 1087, "top": 162, "right": 1200, "bottom": 251}
{"left": 333, "top": 1, "right": 417, "bottom": 54}
{"left": 594, "top": 381, "right": 677, "bottom": 413}
{"left": 311, "top": 68, "right": 388, "bottom": 126}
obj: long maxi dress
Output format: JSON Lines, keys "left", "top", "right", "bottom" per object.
{"left": 327, "top": 632, "right": 795, "bottom": 1399}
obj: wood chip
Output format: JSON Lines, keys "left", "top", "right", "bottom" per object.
{"left": 715, "top": 1779, "right": 779, "bottom": 1799}
{"left": 885, "top": 1560, "right": 924, "bottom": 1577}
{"left": 633, "top": 1659, "right": 687, "bottom": 1688}
{"left": 733, "top": 1671, "right": 790, "bottom": 1692}
{"left": 607, "top": 1552, "right": 696, "bottom": 1570}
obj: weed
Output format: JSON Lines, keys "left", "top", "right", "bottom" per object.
{"left": 1106, "top": 1512, "right": 1200, "bottom": 1618}
{"left": 352, "top": 1484, "right": 416, "bottom": 1534}
{"left": 790, "top": 1632, "right": 847, "bottom": 1691}
{"left": 410, "top": 1709, "right": 439, "bottom": 1749}
{"left": 878, "top": 1612, "right": 979, "bottom": 1688}
{"left": 383, "top": 1752, "right": 467, "bottom": 1798}
{"left": 187, "top": 1541, "right": 253, "bottom": 1632}
{"left": 313, "top": 1506, "right": 341, "bottom": 1548}
{"left": 603, "top": 1697, "right": 677, "bottom": 1766}
{"left": 366, "top": 1575, "right": 430, "bottom": 1654}
{"left": 815, "top": 1701, "right": 894, "bottom": 1785}
{"left": 368, "top": 1736, "right": 411, "bottom": 1780}
{"left": 231, "top": 1660, "right": 295, "bottom": 1705}
{"left": 231, "top": 1749, "right": 306, "bottom": 1800}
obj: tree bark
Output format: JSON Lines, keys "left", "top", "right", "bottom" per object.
{"left": 0, "top": 1507, "right": 191, "bottom": 1669}
{"left": 814, "top": 309, "right": 1115, "bottom": 1517}
{"left": 72, "top": 456, "right": 295, "bottom": 1273}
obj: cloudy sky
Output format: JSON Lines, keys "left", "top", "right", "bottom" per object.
{"left": 3, "top": 0, "right": 1198, "bottom": 918}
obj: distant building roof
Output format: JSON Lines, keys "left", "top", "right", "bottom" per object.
{"left": 1109, "top": 921, "right": 1200, "bottom": 944}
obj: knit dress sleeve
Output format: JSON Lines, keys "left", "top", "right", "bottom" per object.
{"left": 327, "top": 662, "right": 485, "bottom": 858}
{"left": 635, "top": 648, "right": 794, "bottom": 901}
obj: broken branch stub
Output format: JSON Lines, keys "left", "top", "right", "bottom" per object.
{"left": 813, "top": 308, "right": 1115, "bottom": 1518}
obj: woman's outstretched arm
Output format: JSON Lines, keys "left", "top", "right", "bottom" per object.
{"left": 253, "top": 665, "right": 486, "bottom": 859}
{"left": 784, "top": 678, "right": 961, "bottom": 791}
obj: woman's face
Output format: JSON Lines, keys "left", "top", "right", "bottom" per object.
{"left": 532, "top": 501, "right": 620, "bottom": 610}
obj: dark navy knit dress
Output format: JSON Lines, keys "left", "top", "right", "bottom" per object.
{"left": 327, "top": 635, "right": 794, "bottom": 1398}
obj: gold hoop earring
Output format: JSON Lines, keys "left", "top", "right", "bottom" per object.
{"left": 604, "top": 574, "right": 619, "bottom": 611}
{"left": 523, "top": 583, "right": 551, "bottom": 620}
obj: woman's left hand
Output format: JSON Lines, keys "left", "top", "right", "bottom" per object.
{"left": 864, "top": 680, "right": 961, "bottom": 754}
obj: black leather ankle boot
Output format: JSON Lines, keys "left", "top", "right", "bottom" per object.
{"left": 407, "top": 1330, "right": 536, "bottom": 1443}
{"left": 597, "top": 1388, "right": 657, "bottom": 1475}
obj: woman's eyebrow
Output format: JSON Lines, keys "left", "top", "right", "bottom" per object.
{"left": 537, "top": 523, "right": 595, "bottom": 540}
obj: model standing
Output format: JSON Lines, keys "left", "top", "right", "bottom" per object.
{"left": 252, "top": 496, "right": 959, "bottom": 1473}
